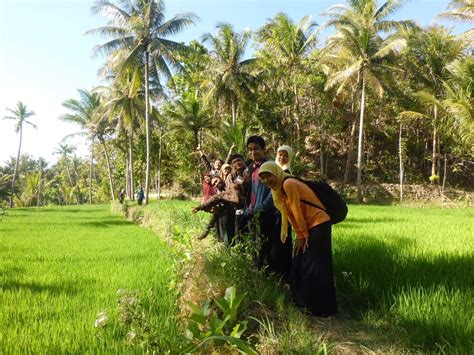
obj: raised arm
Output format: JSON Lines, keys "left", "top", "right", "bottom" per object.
{"left": 225, "top": 143, "right": 236, "bottom": 164}
{"left": 197, "top": 145, "right": 212, "bottom": 172}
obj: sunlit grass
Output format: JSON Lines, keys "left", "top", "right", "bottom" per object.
{"left": 0, "top": 205, "right": 179, "bottom": 353}
{"left": 1, "top": 202, "right": 472, "bottom": 352}
{"left": 147, "top": 201, "right": 473, "bottom": 352}
{"left": 331, "top": 205, "right": 473, "bottom": 352}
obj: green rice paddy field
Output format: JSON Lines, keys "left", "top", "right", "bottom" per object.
{"left": 0, "top": 203, "right": 473, "bottom": 352}
{"left": 0, "top": 205, "right": 180, "bottom": 353}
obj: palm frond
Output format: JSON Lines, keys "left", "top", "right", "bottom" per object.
{"left": 91, "top": 36, "right": 136, "bottom": 58}
{"left": 398, "top": 111, "right": 427, "bottom": 121}
{"left": 373, "top": 37, "right": 407, "bottom": 58}
{"left": 325, "top": 59, "right": 362, "bottom": 91}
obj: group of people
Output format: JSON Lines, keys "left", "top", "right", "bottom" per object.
{"left": 117, "top": 187, "right": 144, "bottom": 205}
{"left": 192, "top": 136, "right": 337, "bottom": 317}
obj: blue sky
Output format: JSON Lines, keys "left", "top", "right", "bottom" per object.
{"left": 0, "top": 0, "right": 468, "bottom": 164}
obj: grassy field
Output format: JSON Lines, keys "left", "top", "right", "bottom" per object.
{"left": 1, "top": 202, "right": 472, "bottom": 353}
{"left": 143, "top": 200, "right": 473, "bottom": 353}
{"left": 0, "top": 205, "right": 180, "bottom": 353}
{"left": 333, "top": 205, "right": 473, "bottom": 352}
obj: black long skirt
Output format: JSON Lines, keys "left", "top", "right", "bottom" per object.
{"left": 289, "top": 221, "right": 337, "bottom": 317}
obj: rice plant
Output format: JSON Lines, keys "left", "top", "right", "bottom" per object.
{"left": 0, "top": 205, "right": 182, "bottom": 353}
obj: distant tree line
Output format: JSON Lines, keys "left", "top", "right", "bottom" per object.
{"left": 1, "top": 0, "right": 473, "bottom": 206}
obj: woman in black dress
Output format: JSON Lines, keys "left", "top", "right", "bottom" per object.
{"left": 258, "top": 161, "right": 337, "bottom": 317}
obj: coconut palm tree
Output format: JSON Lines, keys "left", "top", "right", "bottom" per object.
{"left": 202, "top": 23, "right": 257, "bottom": 127}
{"left": 402, "top": 26, "right": 466, "bottom": 179}
{"left": 96, "top": 67, "right": 144, "bottom": 200}
{"left": 321, "top": 0, "right": 413, "bottom": 202}
{"left": 438, "top": 0, "right": 474, "bottom": 22}
{"left": 443, "top": 57, "right": 474, "bottom": 148}
{"left": 165, "top": 91, "right": 216, "bottom": 150}
{"left": 257, "top": 13, "right": 317, "bottom": 142}
{"left": 86, "top": 0, "right": 197, "bottom": 204}
{"left": 2, "top": 101, "right": 36, "bottom": 207}
{"left": 60, "top": 89, "right": 102, "bottom": 203}
{"left": 53, "top": 143, "right": 80, "bottom": 205}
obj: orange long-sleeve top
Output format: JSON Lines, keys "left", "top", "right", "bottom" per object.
{"left": 282, "top": 178, "right": 330, "bottom": 239}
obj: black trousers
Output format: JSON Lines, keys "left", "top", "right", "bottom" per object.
{"left": 289, "top": 221, "right": 337, "bottom": 317}
{"left": 270, "top": 213, "right": 292, "bottom": 280}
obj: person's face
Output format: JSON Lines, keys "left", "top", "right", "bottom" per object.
{"left": 259, "top": 172, "right": 278, "bottom": 190}
{"left": 247, "top": 143, "right": 264, "bottom": 162}
{"left": 214, "top": 160, "right": 223, "bottom": 170}
{"left": 204, "top": 176, "right": 211, "bottom": 184}
{"left": 223, "top": 166, "right": 232, "bottom": 176}
{"left": 277, "top": 150, "right": 289, "bottom": 166}
{"left": 231, "top": 157, "right": 244, "bottom": 170}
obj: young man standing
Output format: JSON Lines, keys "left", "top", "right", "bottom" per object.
{"left": 243, "top": 136, "right": 291, "bottom": 277}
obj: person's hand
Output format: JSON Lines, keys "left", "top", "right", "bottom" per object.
{"left": 231, "top": 143, "right": 236, "bottom": 150}
{"left": 191, "top": 207, "right": 199, "bottom": 214}
{"left": 295, "top": 238, "right": 309, "bottom": 255}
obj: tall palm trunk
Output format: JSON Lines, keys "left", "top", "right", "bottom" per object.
{"left": 431, "top": 105, "right": 438, "bottom": 179}
{"left": 128, "top": 133, "right": 135, "bottom": 200}
{"left": 144, "top": 50, "right": 151, "bottom": 204}
{"left": 157, "top": 130, "right": 163, "bottom": 199}
{"left": 344, "top": 119, "right": 357, "bottom": 184}
{"left": 441, "top": 152, "right": 447, "bottom": 197}
{"left": 356, "top": 74, "right": 366, "bottom": 203}
{"left": 89, "top": 141, "right": 94, "bottom": 204}
{"left": 125, "top": 157, "right": 130, "bottom": 199}
{"left": 37, "top": 172, "right": 41, "bottom": 209}
{"left": 399, "top": 122, "right": 404, "bottom": 203}
{"left": 101, "top": 138, "right": 115, "bottom": 200}
{"left": 63, "top": 157, "right": 79, "bottom": 205}
{"left": 65, "top": 160, "right": 74, "bottom": 190}
{"left": 10, "top": 123, "right": 23, "bottom": 207}
{"left": 293, "top": 81, "right": 301, "bottom": 145}
{"left": 231, "top": 98, "right": 236, "bottom": 127}
{"left": 344, "top": 88, "right": 357, "bottom": 184}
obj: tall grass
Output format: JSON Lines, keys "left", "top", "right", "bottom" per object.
{"left": 1, "top": 202, "right": 472, "bottom": 352}
{"left": 0, "top": 205, "right": 180, "bottom": 353}
{"left": 146, "top": 201, "right": 473, "bottom": 352}
{"left": 333, "top": 205, "right": 473, "bottom": 352}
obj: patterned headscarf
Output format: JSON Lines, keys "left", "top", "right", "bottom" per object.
{"left": 220, "top": 163, "right": 232, "bottom": 180}
{"left": 258, "top": 161, "right": 292, "bottom": 242}
{"left": 276, "top": 145, "right": 293, "bottom": 173}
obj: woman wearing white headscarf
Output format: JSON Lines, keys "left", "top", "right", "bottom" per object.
{"left": 276, "top": 145, "right": 293, "bottom": 174}
{"left": 258, "top": 161, "right": 337, "bottom": 317}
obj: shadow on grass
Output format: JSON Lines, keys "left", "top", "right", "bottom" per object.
{"left": 0, "top": 265, "right": 25, "bottom": 279}
{"left": 335, "top": 236, "right": 472, "bottom": 303}
{"left": 79, "top": 219, "right": 133, "bottom": 228}
{"left": 0, "top": 228, "right": 16, "bottom": 234}
{"left": 9, "top": 217, "right": 132, "bottom": 229}
{"left": 1, "top": 279, "right": 90, "bottom": 295}
{"left": 334, "top": 235, "right": 473, "bottom": 350}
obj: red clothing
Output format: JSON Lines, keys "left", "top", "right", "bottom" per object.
{"left": 202, "top": 182, "right": 216, "bottom": 203}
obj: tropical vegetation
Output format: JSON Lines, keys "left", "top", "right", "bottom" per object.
{"left": 1, "top": 0, "right": 472, "bottom": 207}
